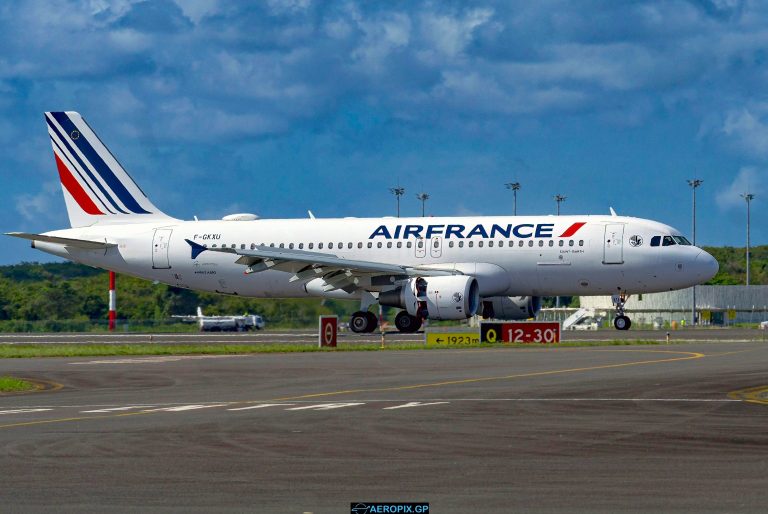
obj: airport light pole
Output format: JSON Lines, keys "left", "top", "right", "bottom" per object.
{"left": 687, "top": 179, "right": 702, "bottom": 325}
{"left": 505, "top": 182, "right": 521, "bottom": 215}
{"left": 416, "top": 192, "right": 430, "bottom": 217}
{"left": 741, "top": 193, "right": 755, "bottom": 286}
{"left": 389, "top": 187, "right": 405, "bottom": 218}
{"left": 554, "top": 194, "right": 566, "bottom": 215}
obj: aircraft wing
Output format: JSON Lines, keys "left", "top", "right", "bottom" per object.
{"left": 5, "top": 232, "right": 117, "bottom": 250}
{"left": 184, "top": 239, "right": 460, "bottom": 292}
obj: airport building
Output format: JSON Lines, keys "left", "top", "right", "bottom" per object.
{"left": 578, "top": 286, "right": 768, "bottom": 326}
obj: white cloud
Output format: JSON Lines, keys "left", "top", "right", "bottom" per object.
{"left": 716, "top": 166, "right": 765, "bottom": 210}
{"left": 15, "top": 181, "right": 62, "bottom": 223}
{"left": 721, "top": 106, "right": 768, "bottom": 158}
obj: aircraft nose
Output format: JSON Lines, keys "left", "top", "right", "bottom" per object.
{"left": 694, "top": 250, "right": 719, "bottom": 281}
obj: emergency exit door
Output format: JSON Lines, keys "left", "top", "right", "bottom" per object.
{"left": 603, "top": 224, "right": 624, "bottom": 264}
{"left": 152, "top": 228, "right": 173, "bottom": 269}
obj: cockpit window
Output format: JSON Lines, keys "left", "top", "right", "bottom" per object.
{"left": 672, "top": 236, "right": 692, "bottom": 245}
{"left": 662, "top": 236, "right": 676, "bottom": 246}
{"left": 650, "top": 236, "right": 661, "bottom": 247}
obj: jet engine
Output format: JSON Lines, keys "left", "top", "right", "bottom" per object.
{"left": 379, "top": 276, "right": 480, "bottom": 320}
{"left": 482, "top": 296, "right": 541, "bottom": 320}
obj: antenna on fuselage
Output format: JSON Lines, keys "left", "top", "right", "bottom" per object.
{"left": 308, "top": 210, "right": 316, "bottom": 219}
{"left": 609, "top": 207, "right": 618, "bottom": 217}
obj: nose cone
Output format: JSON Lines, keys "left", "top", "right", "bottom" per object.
{"left": 694, "top": 250, "right": 719, "bottom": 282}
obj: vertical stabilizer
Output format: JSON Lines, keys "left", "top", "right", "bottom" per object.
{"left": 45, "top": 111, "right": 176, "bottom": 227}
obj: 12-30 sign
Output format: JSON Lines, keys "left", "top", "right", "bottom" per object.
{"left": 481, "top": 321, "right": 560, "bottom": 344}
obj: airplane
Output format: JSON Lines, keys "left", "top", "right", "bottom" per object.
{"left": 173, "top": 306, "right": 265, "bottom": 332}
{"left": 6, "top": 112, "right": 719, "bottom": 332}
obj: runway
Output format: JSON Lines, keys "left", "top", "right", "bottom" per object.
{"left": 0, "top": 326, "right": 764, "bottom": 345}
{"left": 1, "top": 341, "right": 767, "bottom": 512}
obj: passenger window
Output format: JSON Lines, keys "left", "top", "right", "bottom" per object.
{"left": 250, "top": 243, "right": 256, "bottom": 250}
{"left": 270, "top": 243, "right": 275, "bottom": 247}
{"left": 348, "top": 242, "right": 353, "bottom": 249}
{"left": 377, "top": 242, "right": 382, "bottom": 248}
{"left": 309, "top": 243, "right": 314, "bottom": 249}
{"left": 519, "top": 241, "right": 524, "bottom": 247}
{"left": 489, "top": 241, "right": 494, "bottom": 248}
{"left": 662, "top": 236, "right": 675, "bottom": 246}
{"left": 367, "top": 242, "right": 372, "bottom": 249}
{"left": 212, "top": 244, "right": 217, "bottom": 248}
{"left": 397, "top": 242, "right": 402, "bottom": 248}
{"left": 231, "top": 244, "right": 236, "bottom": 249}
{"left": 240, "top": 244, "right": 245, "bottom": 249}
{"left": 407, "top": 242, "right": 412, "bottom": 248}
{"left": 569, "top": 240, "right": 574, "bottom": 247}
{"left": 387, "top": 242, "right": 392, "bottom": 248}
{"left": 548, "top": 240, "right": 554, "bottom": 247}
{"left": 578, "top": 240, "right": 584, "bottom": 246}
{"left": 478, "top": 241, "right": 484, "bottom": 248}
{"left": 449, "top": 241, "right": 454, "bottom": 248}
{"left": 289, "top": 243, "right": 294, "bottom": 249}
{"left": 509, "top": 241, "right": 514, "bottom": 247}
{"left": 528, "top": 241, "right": 533, "bottom": 247}
{"left": 358, "top": 242, "right": 363, "bottom": 249}
{"left": 328, "top": 243, "right": 334, "bottom": 249}
{"left": 418, "top": 241, "right": 424, "bottom": 248}
{"left": 433, "top": 240, "right": 438, "bottom": 248}
{"left": 538, "top": 240, "right": 544, "bottom": 247}
{"left": 318, "top": 243, "right": 323, "bottom": 249}
{"left": 299, "top": 243, "right": 304, "bottom": 249}
{"left": 339, "top": 242, "right": 343, "bottom": 248}
{"left": 559, "top": 240, "right": 564, "bottom": 247}
{"left": 279, "top": 243, "right": 284, "bottom": 249}
{"left": 469, "top": 241, "right": 474, "bottom": 248}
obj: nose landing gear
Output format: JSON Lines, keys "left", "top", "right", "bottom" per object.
{"left": 612, "top": 292, "right": 632, "bottom": 330}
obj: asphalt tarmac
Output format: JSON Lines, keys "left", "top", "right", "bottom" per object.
{"left": 0, "top": 340, "right": 767, "bottom": 513}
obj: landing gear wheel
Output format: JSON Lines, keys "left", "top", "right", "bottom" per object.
{"left": 395, "top": 311, "right": 422, "bottom": 333}
{"left": 613, "top": 315, "right": 631, "bottom": 331}
{"left": 364, "top": 311, "right": 378, "bottom": 333}
{"left": 350, "top": 311, "right": 373, "bottom": 333}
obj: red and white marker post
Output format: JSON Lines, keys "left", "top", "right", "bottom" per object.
{"left": 108, "top": 271, "right": 116, "bottom": 331}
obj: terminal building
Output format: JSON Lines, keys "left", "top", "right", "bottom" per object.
{"left": 578, "top": 286, "right": 768, "bottom": 327}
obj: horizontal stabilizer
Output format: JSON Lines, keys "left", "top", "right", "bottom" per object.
{"left": 5, "top": 232, "right": 117, "bottom": 250}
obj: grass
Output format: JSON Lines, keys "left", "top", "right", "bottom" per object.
{"left": 0, "top": 376, "right": 37, "bottom": 392}
{"left": 0, "top": 340, "right": 669, "bottom": 359}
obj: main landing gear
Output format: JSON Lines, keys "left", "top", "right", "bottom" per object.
{"left": 350, "top": 311, "right": 379, "bottom": 333}
{"left": 394, "top": 311, "right": 422, "bottom": 333}
{"left": 612, "top": 292, "right": 632, "bottom": 330}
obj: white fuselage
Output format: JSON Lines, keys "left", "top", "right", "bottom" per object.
{"left": 32, "top": 215, "right": 718, "bottom": 300}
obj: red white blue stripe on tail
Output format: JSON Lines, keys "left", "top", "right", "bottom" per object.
{"left": 45, "top": 111, "right": 174, "bottom": 227}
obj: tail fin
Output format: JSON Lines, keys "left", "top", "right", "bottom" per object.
{"left": 45, "top": 111, "right": 176, "bottom": 228}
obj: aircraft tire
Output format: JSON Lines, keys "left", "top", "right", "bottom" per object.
{"left": 350, "top": 311, "right": 372, "bottom": 333}
{"left": 364, "top": 311, "right": 379, "bottom": 333}
{"left": 613, "top": 315, "right": 631, "bottom": 330}
{"left": 395, "top": 311, "right": 422, "bottom": 333}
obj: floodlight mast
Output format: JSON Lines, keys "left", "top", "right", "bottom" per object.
{"left": 389, "top": 187, "right": 405, "bottom": 218}
{"left": 505, "top": 182, "right": 521, "bottom": 215}
{"left": 687, "top": 179, "right": 702, "bottom": 325}
{"left": 741, "top": 193, "right": 755, "bottom": 286}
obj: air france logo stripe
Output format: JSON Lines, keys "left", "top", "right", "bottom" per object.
{"left": 558, "top": 222, "right": 586, "bottom": 237}
{"left": 47, "top": 117, "right": 128, "bottom": 214}
{"left": 49, "top": 112, "right": 151, "bottom": 215}
{"left": 51, "top": 137, "right": 114, "bottom": 214}
{"left": 54, "top": 152, "right": 104, "bottom": 215}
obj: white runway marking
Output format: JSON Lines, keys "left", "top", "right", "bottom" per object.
{"left": 146, "top": 404, "right": 230, "bottom": 412}
{"left": 285, "top": 403, "right": 366, "bottom": 411}
{"left": 228, "top": 403, "right": 295, "bottom": 411}
{"left": 81, "top": 406, "right": 156, "bottom": 413}
{"left": 0, "top": 408, "right": 52, "bottom": 415}
{"left": 70, "top": 355, "right": 235, "bottom": 365}
{"left": 382, "top": 401, "right": 450, "bottom": 410}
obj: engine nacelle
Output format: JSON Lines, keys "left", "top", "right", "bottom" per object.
{"left": 482, "top": 296, "right": 541, "bottom": 320}
{"left": 379, "top": 276, "right": 480, "bottom": 320}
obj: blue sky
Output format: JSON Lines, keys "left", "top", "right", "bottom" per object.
{"left": 1, "top": 0, "right": 766, "bottom": 264}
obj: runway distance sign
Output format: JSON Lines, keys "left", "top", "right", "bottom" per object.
{"left": 480, "top": 321, "right": 560, "bottom": 344}
{"left": 425, "top": 331, "right": 480, "bottom": 345}
{"left": 318, "top": 315, "right": 338, "bottom": 347}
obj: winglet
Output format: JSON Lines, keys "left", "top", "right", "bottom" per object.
{"left": 185, "top": 239, "right": 207, "bottom": 259}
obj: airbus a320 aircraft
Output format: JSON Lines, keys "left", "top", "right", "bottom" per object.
{"left": 7, "top": 112, "right": 719, "bottom": 332}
